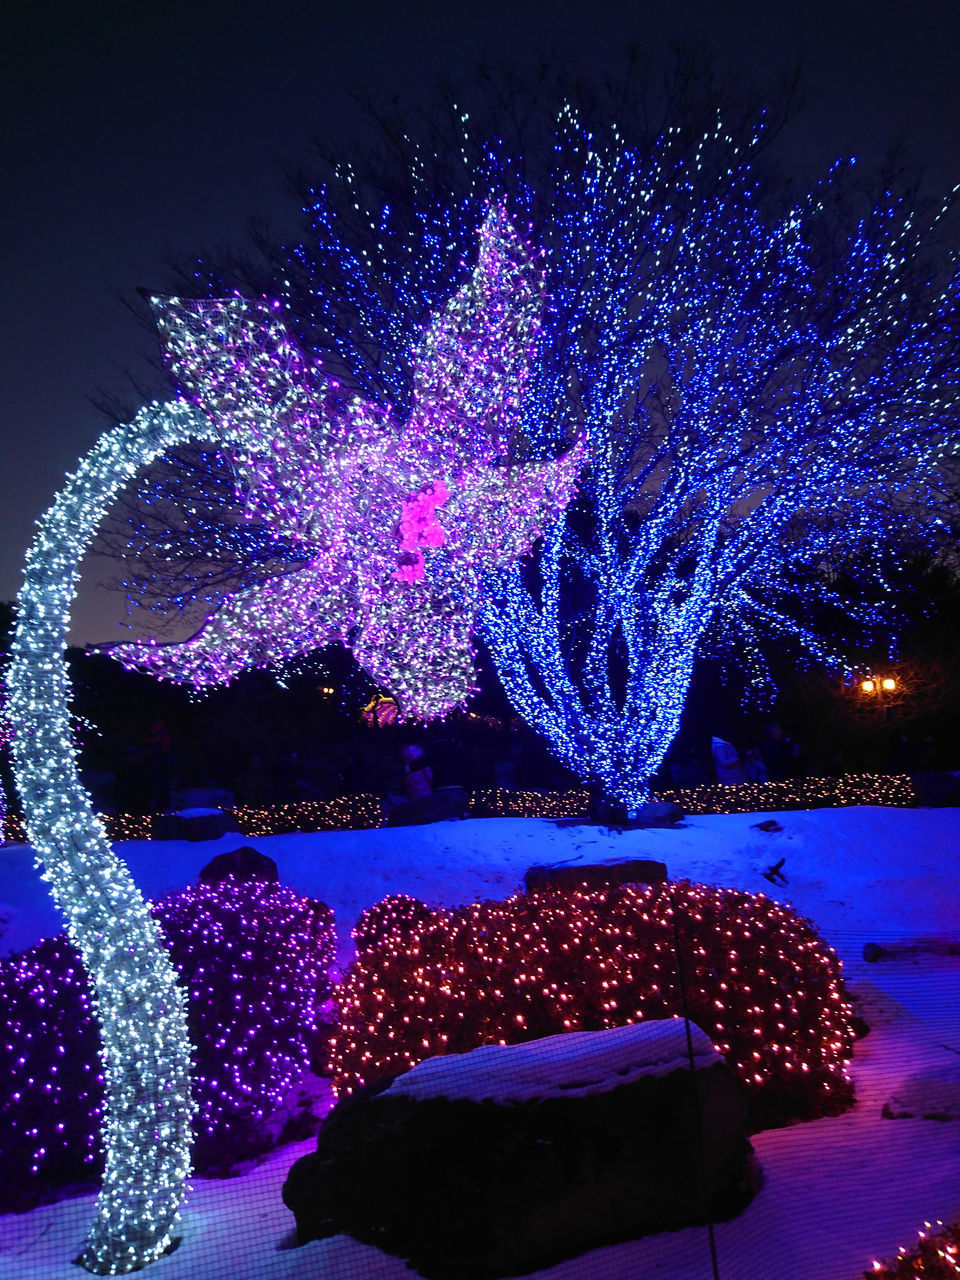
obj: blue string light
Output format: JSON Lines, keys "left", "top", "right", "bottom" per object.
{"left": 165, "top": 109, "right": 960, "bottom": 803}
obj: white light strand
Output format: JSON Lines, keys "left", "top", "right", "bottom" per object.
{"left": 8, "top": 400, "right": 231, "bottom": 1273}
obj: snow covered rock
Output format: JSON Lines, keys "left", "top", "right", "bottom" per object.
{"left": 283, "top": 1019, "right": 759, "bottom": 1279}
{"left": 863, "top": 937, "right": 960, "bottom": 962}
{"left": 153, "top": 808, "right": 237, "bottom": 841}
{"left": 884, "top": 1054, "right": 960, "bottom": 1121}
{"left": 524, "top": 856, "right": 668, "bottom": 892}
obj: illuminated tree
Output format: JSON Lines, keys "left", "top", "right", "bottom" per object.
{"left": 109, "top": 70, "right": 960, "bottom": 806}
{"left": 256, "top": 119, "right": 958, "bottom": 806}
{"left": 101, "top": 55, "right": 781, "bottom": 637}
{"left": 479, "top": 139, "right": 960, "bottom": 806}
{"left": 8, "top": 201, "right": 582, "bottom": 1269}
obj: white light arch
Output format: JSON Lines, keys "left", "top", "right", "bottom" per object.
{"left": 9, "top": 400, "right": 229, "bottom": 1273}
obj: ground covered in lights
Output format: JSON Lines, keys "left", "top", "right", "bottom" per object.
{"left": 1, "top": 804, "right": 959, "bottom": 1279}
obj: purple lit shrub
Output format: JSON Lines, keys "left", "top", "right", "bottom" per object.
{"left": 0, "top": 936, "right": 103, "bottom": 1205}
{"left": 155, "top": 879, "right": 335, "bottom": 1168}
{"left": 0, "top": 879, "right": 335, "bottom": 1208}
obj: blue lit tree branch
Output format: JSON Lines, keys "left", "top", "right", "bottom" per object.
{"left": 479, "top": 136, "right": 960, "bottom": 806}
{"left": 127, "top": 72, "right": 958, "bottom": 805}
{"left": 273, "top": 113, "right": 960, "bottom": 807}
{"left": 7, "top": 400, "right": 229, "bottom": 1273}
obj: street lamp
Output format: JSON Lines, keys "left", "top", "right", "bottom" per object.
{"left": 860, "top": 675, "right": 897, "bottom": 695}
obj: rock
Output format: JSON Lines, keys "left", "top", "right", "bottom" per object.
{"left": 846, "top": 979, "right": 915, "bottom": 1030}
{"left": 283, "top": 1020, "right": 758, "bottom": 1279}
{"left": 386, "top": 786, "right": 470, "bottom": 827}
{"left": 884, "top": 1056, "right": 960, "bottom": 1121}
{"left": 863, "top": 938, "right": 960, "bottom": 963}
{"left": 590, "top": 797, "right": 685, "bottom": 828}
{"left": 525, "top": 858, "right": 668, "bottom": 893}
{"left": 152, "top": 809, "right": 238, "bottom": 842}
{"left": 198, "top": 845, "right": 279, "bottom": 885}
{"left": 633, "top": 800, "right": 685, "bottom": 827}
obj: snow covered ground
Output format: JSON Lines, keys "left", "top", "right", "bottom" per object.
{"left": 1, "top": 804, "right": 959, "bottom": 1279}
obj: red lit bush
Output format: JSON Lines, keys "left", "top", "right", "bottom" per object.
{"left": 867, "top": 1220, "right": 960, "bottom": 1276}
{"left": 0, "top": 879, "right": 335, "bottom": 1209}
{"left": 352, "top": 893, "right": 437, "bottom": 955}
{"left": 331, "top": 880, "right": 855, "bottom": 1128}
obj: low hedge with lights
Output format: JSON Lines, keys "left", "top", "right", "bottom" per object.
{"left": 0, "top": 879, "right": 335, "bottom": 1209}
{"left": 658, "top": 772, "right": 916, "bottom": 816}
{"left": 0, "top": 772, "right": 920, "bottom": 843}
{"left": 330, "top": 881, "right": 856, "bottom": 1130}
{"left": 867, "top": 1220, "right": 960, "bottom": 1277}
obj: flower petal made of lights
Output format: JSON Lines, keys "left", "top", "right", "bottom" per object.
{"left": 110, "top": 204, "right": 584, "bottom": 717}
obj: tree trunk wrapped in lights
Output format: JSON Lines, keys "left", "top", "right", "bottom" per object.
{"left": 8, "top": 400, "right": 225, "bottom": 1273}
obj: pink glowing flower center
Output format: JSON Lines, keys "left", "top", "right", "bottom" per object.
{"left": 394, "top": 480, "right": 451, "bottom": 583}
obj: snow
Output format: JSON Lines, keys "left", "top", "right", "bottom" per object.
{"left": 4, "top": 805, "right": 960, "bottom": 971}
{"left": 384, "top": 1018, "right": 720, "bottom": 1104}
{"left": 1, "top": 803, "right": 959, "bottom": 1279}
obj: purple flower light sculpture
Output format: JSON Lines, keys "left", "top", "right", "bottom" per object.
{"left": 112, "top": 203, "right": 584, "bottom": 718}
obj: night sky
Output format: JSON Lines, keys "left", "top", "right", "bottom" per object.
{"left": 2, "top": 0, "right": 959, "bottom": 642}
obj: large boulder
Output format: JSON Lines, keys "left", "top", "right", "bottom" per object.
{"left": 283, "top": 1020, "right": 758, "bottom": 1279}
{"left": 198, "top": 845, "right": 279, "bottom": 885}
{"left": 525, "top": 858, "right": 668, "bottom": 893}
{"left": 153, "top": 807, "right": 238, "bottom": 842}
{"left": 884, "top": 1057, "right": 960, "bottom": 1121}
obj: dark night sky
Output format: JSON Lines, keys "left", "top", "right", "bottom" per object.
{"left": 2, "top": 0, "right": 959, "bottom": 642}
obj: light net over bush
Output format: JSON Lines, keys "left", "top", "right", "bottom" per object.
{"left": 331, "top": 881, "right": 856, "bottom": 1127}
{"left": 0, "top": 879, "right": 335, "bottom": 1208}
{"left": 868, "top": 1220, "right": 960, "bottom": 1277}
{"left": 153, "top": 879, "right": 335, "bottom": 1167}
